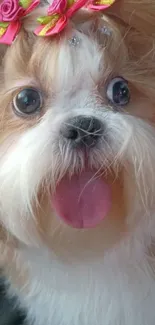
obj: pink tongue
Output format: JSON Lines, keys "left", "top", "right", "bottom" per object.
{"left": 52, "top": 171, "right": 112, "bottom": 229}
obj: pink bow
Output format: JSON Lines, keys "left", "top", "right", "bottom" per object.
{"left": 35, "top": 0, "right": 88, "bottom": 37}
{"left": 35, "top": 0, "right": 115, "bottom": 37}
{"left": 0, "top": 0, "right": 40, "bottom": 45}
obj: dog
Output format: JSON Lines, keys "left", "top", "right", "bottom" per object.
{"left": 1, "top": 0, "right": 155, "bottom": 324}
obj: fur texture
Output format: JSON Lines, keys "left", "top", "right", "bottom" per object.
{"left": 1, "top": 0, "right": 155, "bottom": 324}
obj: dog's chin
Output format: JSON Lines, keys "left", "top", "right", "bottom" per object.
{"left": 34, "top": 164, "right": 128, "bottom": 259}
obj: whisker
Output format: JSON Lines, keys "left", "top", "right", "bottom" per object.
{"left": 64, "top": 122, "right": 103, "bottom": 137}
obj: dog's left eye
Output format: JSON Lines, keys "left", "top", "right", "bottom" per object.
{"left": 13, "top": 88, "right": 42, "bottom": 116}
{"left": 106, "top": 77, "right": 130, "bottom": 106}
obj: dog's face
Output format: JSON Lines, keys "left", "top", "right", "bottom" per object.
{"left": 0, "top": 9, "right": 155, "bottom": 256}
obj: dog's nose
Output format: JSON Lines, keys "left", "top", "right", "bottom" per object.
{"left": 61, "top": 116, "right": 103, "bottom": 147}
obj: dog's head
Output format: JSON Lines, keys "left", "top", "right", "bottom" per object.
{"left": 0, "top": 0, "right": 155, "bottom": 256}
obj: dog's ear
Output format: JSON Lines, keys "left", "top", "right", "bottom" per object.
{"left": 0, "top": 44, "right": 8, "bottom": 89}
{"left": 107, "top": 0, "right": 155, "bottom": 36}
{"left": 0, "top": 2, "right": 48, "bottom": 84}
{"left": 0, "top": 45, "right": 7, "bottom": 66}
{"left": 1, "top": 30, "right": 35, "bottom": 85}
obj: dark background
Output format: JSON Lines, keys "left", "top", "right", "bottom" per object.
{"left": 0, "top": 278, "right": 26, "bottom": 325}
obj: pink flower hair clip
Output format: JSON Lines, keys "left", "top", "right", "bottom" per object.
{"left": 0, "top": 0, "right": 116, "bottom": 44}
{"left": 0, "top": 0, "right": 40, "bottom": 45}
{"left": 35, "top": 0, "right": 116, "bottom": 37}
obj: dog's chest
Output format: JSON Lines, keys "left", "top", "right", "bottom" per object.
{"left": 16, "top": 248, "right": 155, "bottom": 325}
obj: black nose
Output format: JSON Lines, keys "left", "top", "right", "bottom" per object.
{"left": 61, "top": 116, "right": 103, "bottom": 147}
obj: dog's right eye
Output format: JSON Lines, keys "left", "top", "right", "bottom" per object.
{"left": 13, "top": 88, "right": 42, "bottom": 117}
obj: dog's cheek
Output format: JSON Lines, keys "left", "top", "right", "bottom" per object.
{"left": 0, "top": 128, "right": 50, "bottom": 246}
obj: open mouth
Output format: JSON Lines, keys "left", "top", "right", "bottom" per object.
{"left": 51, "top": 169, "right": 112, "bottom": 229}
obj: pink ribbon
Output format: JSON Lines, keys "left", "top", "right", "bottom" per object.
{"left": 35, "top": 0, "right": 88, "bottom": 37}
{"left": 35, "top": 0, "right": 115, "bottom": 37}
{"left": 0, "top": 0, "right": 116, "bottom": 44}
{"left": 0, "top": 0, "right": 40, "bottom": 45}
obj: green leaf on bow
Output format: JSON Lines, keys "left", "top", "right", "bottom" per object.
{"left": 0, "top": 26, "right": 7, "bottom": 37}
{"left": 0, "top": 22, "right": 9, "bottom": 28}
{"left": 67, "top": 0, "right": 75, "bottom": 9}
{"left": 19, "top": 0, "right": 32, "bottom": 9}
{"left": 37, "top": 14, "right": 59, "bottom": 25}
{"left": 38, "top": 15, "right": 60, "bottom": 36}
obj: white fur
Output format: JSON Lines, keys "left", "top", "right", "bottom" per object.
{"left": 11, "top": 225, "right": 155, "bottom": 325}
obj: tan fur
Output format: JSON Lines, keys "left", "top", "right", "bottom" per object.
{"left": 0, "top": 1, "right": 155, "bottom": 324}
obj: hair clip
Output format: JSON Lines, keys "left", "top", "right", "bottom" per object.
{"left": 35, "top": 0, "right": 116, "bottom": 37}
{"left": 68, "top": 34, "right": 81, "bottom": 47}
{"left": 35, "top": 0, "right": 88, "bottom": 37}
{"left": 0, "top": 0, "right": 116, "bottom": 44}
{"left": 0, "top": 0, "right": 40, "bottom": 45}
{"left": 98, "top": 25, "right": 111, "bottom": 36}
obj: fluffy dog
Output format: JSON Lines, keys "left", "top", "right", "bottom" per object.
{"left": 1, "top": 0, "right": 155, "bottom": 324}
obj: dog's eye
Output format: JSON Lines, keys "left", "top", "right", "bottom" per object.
{"left": 106, "top": 77, "right": 130, "bottom": 106}
{"left": 13, "top": 88, "right": 42, "bottom": 116}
